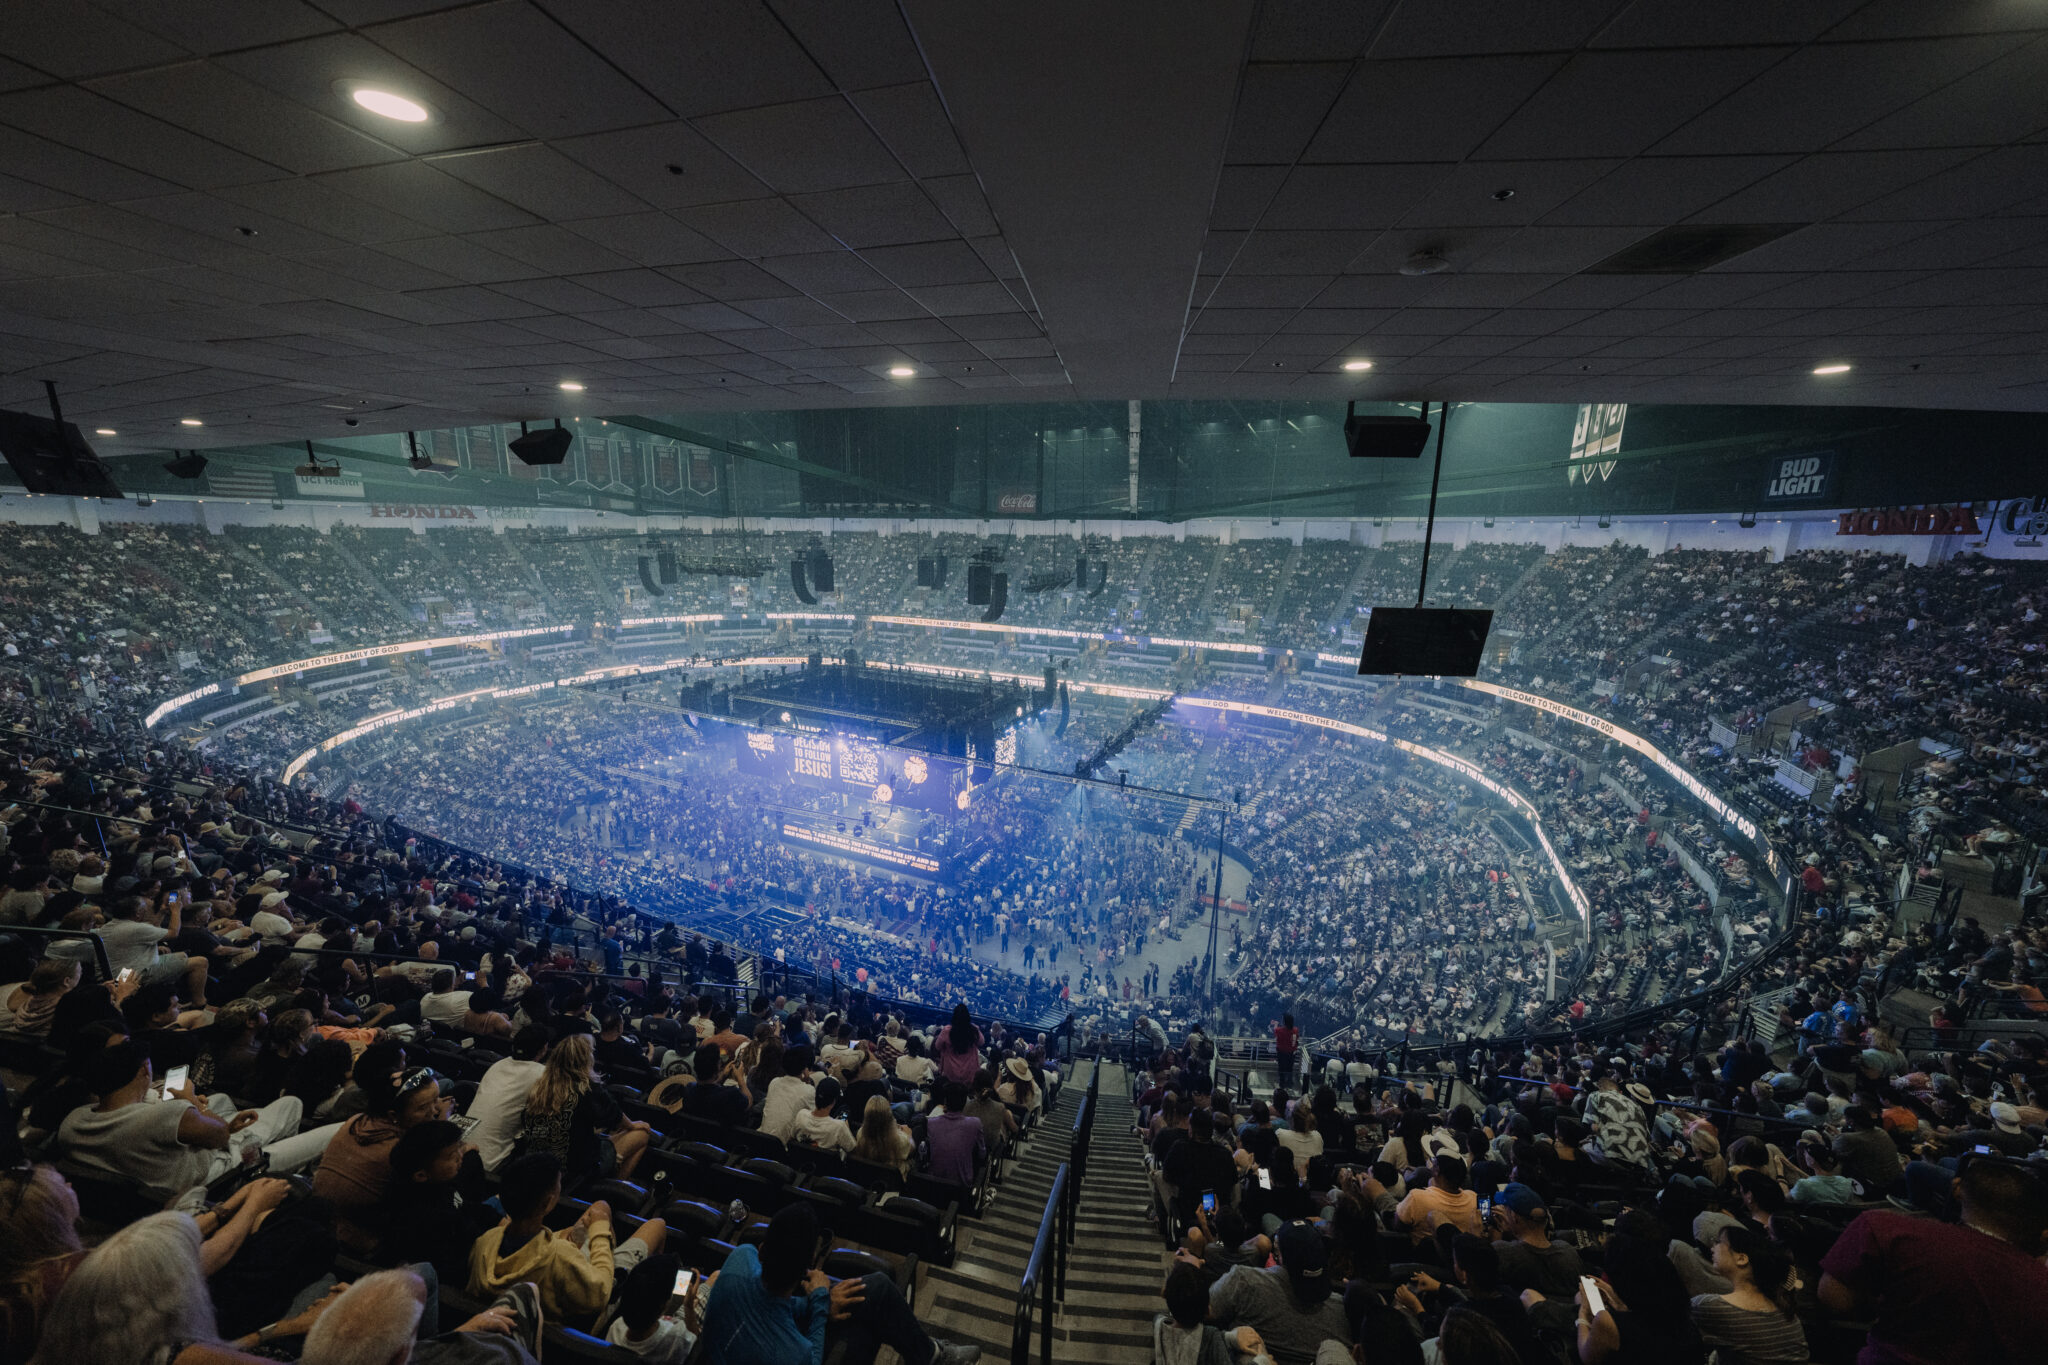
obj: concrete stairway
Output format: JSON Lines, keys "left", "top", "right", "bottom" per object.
{"left": 916, "top": 1059, "right": 1165, "bottom": 1364}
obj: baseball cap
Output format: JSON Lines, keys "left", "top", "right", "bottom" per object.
{"left": 1275, "top": 1220, "right": 1328, "bottom": 1280}
{"left": 1991, "top": 1102, "right": 2021, "bottom": 1134}
{"left": 1494, "top": 1182, "right": 1546, "bottom": 1219}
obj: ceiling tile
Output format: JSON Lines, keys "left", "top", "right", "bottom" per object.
{"left": 1653, "top": 35, "right": 2026, "bottom": 156}
{"left": 789, "top": 181, "right": 957, "bottom": 248}
{"left": 1542, "top": 155, "right": 1795, "bottom": 226}
{"left": 696, "top": 97, "right": 907, "bottom": 194}
{"left": 678, "top": 197, "right": 845, "bottom": 257}
{"left": 848, "top": 82, "right": 970, "bottom": 179}
{"left": 553, "top": 1, "right": 833, "bottom": 117}
{"left": 0, "top": 86, "right": 282, "bottom": 189}
{"left": 0, "top": 2, "right": 186, "bottom": 79}
{"left": 1226, "top": 63, "right": 1352, "bottom": 164}
{"left": 920, "top": 175, "right": 1000, "bottom": 238}
{"left": 859, "top": 239, "right": 992, "bottom": 287}
{"left": 90, "top": 63, "right": 403, "bottom": 177}
{"left": 562, "top": 212, "right": 732, "bottom": 268}
{"left": 1262, "top": 163, "right": 1456, "bottom": 230}
{"left": 1477, "top": 48, "right": 1790, "bottom": 160}
{"left": 372, "top": 0, "right": 673, "bottom": 139}
{"left": 320, "top": 161, "right": 540, "bottom": 235}
{"left": 220, "top": 31, "right": 529, "bottom": 155}
{"left": 1398, "top": 159, "right": 1620, "bottom": 228}
{"left": 906, "top": 280, "right": 1024, "bottom": 316}
{"left": 430, "top": 144, "right": 650, "bottom": 221}
{"left": 1307, "top": 56, "right": 1567, "bottom": 164}
{"left": 663, "top": 259, "right": 799, "bottom": 300}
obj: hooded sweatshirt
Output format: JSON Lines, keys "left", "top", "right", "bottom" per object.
{"left": 469, "top": 1219, "right": 616, "bottom": 1320}
{"left": 310, "top": 1114, "right": 402, "bottom": 1250}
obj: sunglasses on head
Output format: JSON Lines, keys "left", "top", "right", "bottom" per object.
{"left": 396, "top": 1067, "right": 436, "bottom": 1098}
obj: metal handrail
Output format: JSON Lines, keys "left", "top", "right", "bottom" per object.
{"left": 0, "top": 925, "right": 113, "bottom": 981}
{"left": 1011, "top": 1162, "right": 1069, "bottom": 1365}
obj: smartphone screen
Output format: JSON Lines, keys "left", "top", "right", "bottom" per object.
{"left": 161, "top": 1065, "right": 189, "bottom": 1101}
{"left": 1581, "top": 1277, "right": 1606, "bottom": 1318}
{"left": 1200, "top": 1191, "right": 1217, "bottom": 1214}
{"left": 672, "top": 1269, "right": 696, "bottom": 1298}
{"left": 1256, "top": 1168, "right": 1272, "bottom": 1190}
{"left": 116, "top": 967, "right": 136, "bottom": 985}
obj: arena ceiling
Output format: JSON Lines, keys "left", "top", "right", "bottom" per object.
{"left": 2, "top": 1, "right": 2047, "bottom": 453}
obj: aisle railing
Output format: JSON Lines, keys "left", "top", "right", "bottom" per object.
{"left": 1010, "top": 1162, "right": 1069, "bottom": 1365}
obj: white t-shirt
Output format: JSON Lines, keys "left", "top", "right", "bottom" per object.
{"left": 468, "top": 1056, "right": 545, "bottom": 1174}
{"left": 97, "top": 919, "right": 169, "bottom": 976}
{"left": 422, "top": 991, "right": 474, "bottom": 1026}
{"left": 606, "top": 1316, "right": 693, "bottom": 1364}
{"left": 249, "top": 910, "right": 295, "bottom": 944}
{"left": 760, "top": 1076, "right": 816, "bottom": 1142}
{"left": 790, "top": 1110, "right": 856, "bottom": 1153}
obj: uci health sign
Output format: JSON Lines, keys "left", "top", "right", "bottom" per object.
{"left": 1762, "top": 451, "right": 1834, "bottom": 503}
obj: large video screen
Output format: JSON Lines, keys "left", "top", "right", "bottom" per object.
{"left": 730, "top": 725, "right": 956, "bottom": 809}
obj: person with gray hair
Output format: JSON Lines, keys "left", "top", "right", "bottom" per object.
{"left": 301, "top": 1268, "right": 545, "bottom": 1365}
{"left": 28, "top": 1211, "right": 346, "bottom": 1364}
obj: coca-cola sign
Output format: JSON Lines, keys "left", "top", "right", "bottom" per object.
{"left": 996, "top": 489, "right": 1037, "bottom": 514}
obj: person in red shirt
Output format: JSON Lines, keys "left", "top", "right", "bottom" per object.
{"left": 1271, "top": 1014, "right": 1299, "bottom": 1087}
{"left": 1801, "top": 863, "right": 1827, "bottom": 897}
{"left": 1817, "top": 1157, "right": 2048, "bottom": 1365}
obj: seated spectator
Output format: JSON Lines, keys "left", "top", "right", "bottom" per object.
{"left": 377, "top": 1118, "right": 497, "bottom": 1287}
{"left": 1787, "top": 1143, "right": 1856, "bottom": 1205}
{"left": 682, "top": 1042, "right": 751, "bottom": 1127}
{"left": 1817, "top": 1157, "right": 2048, "bottom": 1363}
{"left": 606, "top": 1252, "right": 697, "bottom": 1363}
{"left": 593, "top": 1011, "right": 645, "bottom": 1074}
{"left": 312, "top": 1064, "right": 450, "bottom": 1253}
{"left": 98, "top": 893, "right": 209, "bottom": 1009}
{"left": 790, "top": 1076, "right": 855, "bottom": 1153}
{"left": 996, "top": 1056, "right": 1040, "bottom": 1115}
{"left": 1830, "top": 1107, "right": 1902, "bottom": 1194}
{"left": 120, "top": 982, "right": 206, "bottom": 1069}
{"left": 0, "top": 958, "right": 78, "bottom": 1038}
{"left": 521, "top": 1032, "right": 653, "bottom": 1181}
{"left": 1161, "top": 1108, "right": 1239, "bottom": 1226}
{"left": 301, "top": 1266, "right": 547, "bottom": 1365}
{"left": 469, "top": 1151, "right": 666, "bottom": 1323}
{"left": 851, "top": 1095, "right": 914, "bottom": 1177}
{"left": 1573, "top": 1212, "right": 1705, "bottom": 1365}
{"left": 55, "top": 1039, "right": 335, "bottom": 1208}
{"left": 187, "top": 999, "right": 265, "bottom": 1100}
{"left": 29, "top": 1211, "right": 345, "bottom": 1363}
{"left": 1395, "top": 1155, "right": 1483, "bottom": 1245}
{"left": 761, "top": 1048, "right": 818, "bottom": 1143}
{"left": 469, "top": 1026, "right": 550, "bottom": 1176}
{"left": 1207, "top": 1219, "right": 1348, "bottom": 1365}
{"left": 0, "top": 1164, "right": 85, "bottom": 1363}
{"left": 965, "top": 1068, "right": 1018, "bottom": 1142}
{"left": 697, "top": 1201, "right": 977, "bottom": 1365}
{"left": 1154, "top": 1261, "right": 1261, "bottom": 1365}
{"left": 1394, "top": 1237, "right": 1542, "bottom": 1364}
{"left": 894, "top": 1034, "right": 937, "bottom": 1092}
{"left": 1275, "top": 1106, "right": 1322, "bottom": 1181}
{"left": 1690, "top": 1227, "right": 1808, "bottom": 1365}
{"left": 1487, "top": 1182, "right": 1583, "bottom": 1299}
{"left": 924, "top": 1081, "right": 985, "bottom": 1190}
{"left": 418, "top": 968, "right": 473, "bottom": 1027}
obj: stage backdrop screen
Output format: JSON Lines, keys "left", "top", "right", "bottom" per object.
{"left": 728, "top": 724, "right": 955, "bottom": 808}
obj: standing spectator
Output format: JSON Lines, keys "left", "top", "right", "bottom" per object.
{"left": 933, "top": 1005, "right": 981, "bottom": 1089}
{"left": 1271, "top": 1015, "right": 1299, "bottom": 1088}
{"left": 1817, "top": 1158, "right": 2048, "bottom": 1364}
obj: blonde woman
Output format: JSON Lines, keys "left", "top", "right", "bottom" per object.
{"left": 851, "top": 1094, "right": 914, "bottom": 1177}
{"left": 522, "top": 1033, "right": 653, "bottom": 1180}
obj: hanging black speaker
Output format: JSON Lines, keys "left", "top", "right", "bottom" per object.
{"left": 790, "top": 558, "right": 817, "bottom": 605}
{"left": 966, "top": 562, "right": 993, "bottom": 606}
{"left": 657, "top": 549, "right": 678, "bottom": 584}
{"left": 932, "top": 554, "right": 948, "bottom": 589}
{"left": 982, "top": 572, "right": 1008, "bottom": 623}
{"left": 807, "top": 547, "right": 834, "bottom": 592}
{"left": 509, "top": 420, "right": 572, "bottom": 466}
{"left": 916, "top": 557, "right": 936, "bottom": 588}
{"left": 638, "top": 557, "right": 665, "bottom": 597}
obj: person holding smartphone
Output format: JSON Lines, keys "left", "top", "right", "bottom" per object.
{"left": 697, "top": 1201, "right": 979, "bottom": 1365}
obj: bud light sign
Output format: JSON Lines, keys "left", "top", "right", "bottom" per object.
{"left": 1762, "top": 451, "right": 1833, "bottom": 503}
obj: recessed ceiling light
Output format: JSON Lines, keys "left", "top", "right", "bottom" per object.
{"left": 888, "top": 365, "right": 916, "bottom": 377}
{"left": 351, "top": 88, "right": 430, "bottom": 123}
{"left": 558, "top": 381, "right": 586, "bottom": 392}
{"left": 180, "top": 418, "right": 204, "bottom": 426}
{"left": 1812, "top": 363, "right": 1852, "bottom": 375}
{"left": 95, "top": 427, "right": 116, "bottom": 436}
{"left": 1341, "top": 360, "right": 1374, "bottom": 372}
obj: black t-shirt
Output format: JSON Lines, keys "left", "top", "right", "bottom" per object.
{"left": 683, "top": 1081, "right": 748, "bottom": 1130}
